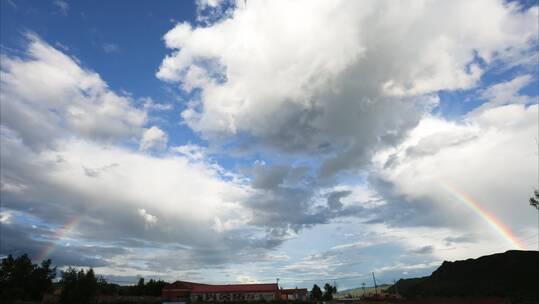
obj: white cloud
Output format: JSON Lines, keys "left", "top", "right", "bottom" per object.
{"left": 372, "top": 103, "right": 538, "bottom": 244}
{"left": 53, "top": 0, "right": 69, "bottom": 16}
{"left": 102, "top": 43, "right": 120, "bottom": 54}
{"left": 0, "top": 134, "right": 259, "bottom": 267}
{"left": 0, "top": 181, "right": 27, "bottom": 194}
{"left": 158, "top": 0, "right": 537, "bottom": 177}
{"left": 374, "top": 261, "right": 441, "bottom": 275}
{"left": 2, "top": 2, "right": 538, "bottom": 281}
{"left": 0, "top": 35, "right": 284, "bottom": 271}
{"left": 138, "top": 208, "right": 158, "bottom": 228}
{"left": 330, "top": 241, "right": 372, "bottom": 251}
{"left": 472, "top": 74, "right": 534, "bottom": 113}
{"left": 171, "top": 144, "right": 207, "bottom": 161}
{"left": 197, "top": 0, "right": 226, "bottom": 9}
{"left": 142, "top": 97, "right": 174, "bottom": 111}
{"left": 139, "top": 126, "right": 168, "bottom": 151}
{"left": 0, "top": 211, "right": 13, "bottom": 224}
{"left": 0, "top": 34, "right": 147, "bottom": 150}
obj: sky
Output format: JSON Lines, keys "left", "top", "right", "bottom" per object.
{"left": 0, "top": 0, "right": 538, "bottom": 289}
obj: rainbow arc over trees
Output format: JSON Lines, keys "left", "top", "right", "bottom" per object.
{"left": 440, "top": 181, "right": 524, "bottom": 250}
{"left": 37, "top": 217, "right": 81, "bottom": 261}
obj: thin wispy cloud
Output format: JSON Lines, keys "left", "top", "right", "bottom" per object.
{"left": 101, "top": 43, "right": 120, "bottom": 54}
{"left": 53, "top": 0, "right": 69, "bottom": 16}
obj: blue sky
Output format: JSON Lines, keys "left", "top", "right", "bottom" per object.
{"left": 1, "top": 0, "right": 538, "bottom": 289}
{"left": 1, "top": 0, "right": 204, "bottom": 151}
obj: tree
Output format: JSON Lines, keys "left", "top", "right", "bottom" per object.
{"left": 145, "top": 279, "right": 168, "bottom": 296}
{"left": 123, "top": 277, "right": 168, "bottom": 296}
{"left": 84, "top": 268, "right": 98, "bottom": 299}
{"left": 97, "top": 276, "right": 119, "bottom": 295}
{"left": 322, "top": 283, "right": 337, "bottom": 301}
{"left": 136, "top": 277, "right": 145, "bottom": 295}
{"left": 0, "top": 254, "right": 56, "bottom": 301}
{"left": 530, "top": 189, "right": 539, "bottom": 250}
{"left": 310, "top": 284, "right": 323, "bottom": 301}
{"left": 60, "top": 267, "right": 98, "bottom": 304}
{"left": 31, "top": 259, "right": 56, "bottom": 299}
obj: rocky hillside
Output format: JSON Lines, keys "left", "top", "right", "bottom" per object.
{"left": 389, "top": 250, "right": 539, "bottom": 301}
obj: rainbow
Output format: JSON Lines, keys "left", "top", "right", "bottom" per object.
{"left": 37, "top": 217, "right": 81, "bottom": 262}
{"left": 440, "top": 181, "right": 524, "bottom": 250}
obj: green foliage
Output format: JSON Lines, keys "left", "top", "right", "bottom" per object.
{"left": 143, "top": 279, "right": 168, "bottom": 296}
{"left": 97, "top": 276, "right": 121, "bottom": 295}
{"left": 60, "top": 267, "right": 98, "bottom": 304}
{"left": 310, "top": 284, "right": 322, "bottom": 300}
{"left": 0, "top": 253, "right": 168, "bottom": 302}
{"left": 530, "top": 189, "right": 539, "bottom": 207}
{"left": 121, "top": 277, "right": 168, "bottom": 296}
{"left": 136, "top": 277, "right": 145, "bottom": 295}
{"left": 0, "top": 253, "right": 56, "bottom": 301}
{"left": 322, "top": 283, "right": 337, "bottom": 301}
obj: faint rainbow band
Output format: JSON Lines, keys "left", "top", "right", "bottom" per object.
{"left": 37, "top": 217, "right": 81, "bottom": 262}
{"left": 440, "top": 180, "right": 524, "bottom": 250}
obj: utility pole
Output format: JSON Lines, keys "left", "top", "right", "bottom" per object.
{"left": 372, "top": 272, "right": 378, "bottom": 296}
{"left": 530, "top": 190, "right": 539, "bottom": 250}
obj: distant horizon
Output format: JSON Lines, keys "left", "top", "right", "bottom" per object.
{"left": 13, "top": 248, "right": 537, "bottom": 288}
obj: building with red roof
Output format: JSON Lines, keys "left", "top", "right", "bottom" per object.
{"left": 279, "top": 287, "right": 308, "bottom": 301}
{"left": 162, "top": 280, "right": 307, "bottom": 302}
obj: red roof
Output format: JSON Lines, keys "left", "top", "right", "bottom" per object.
{"left": 164, "top": 281, "right": 279, "bottom": 293}
{"left": 192, "top": 283, "right": 278, "bottom": 293}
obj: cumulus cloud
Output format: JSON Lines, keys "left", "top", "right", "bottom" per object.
{"left": 250, "top": 165, "right": 290, "bottom": 190}
{"left": 0, "top": 133, "right": 265, "bottom": 269}
{"left": 155, "top": 2, "right": 538, "bottom": 255}
{"left": 138, "top": 208, "right": 158, "bottom": 228}
{"left": 472, "top": 74, "right": 535, "bottom": 113}
{"left": 196, "top": 0, "right": 226, "bottom": 9}
{"left": 171, "top": 144, "right": 207, "bottom": 161}
{"left": 0, "top": 35, "right": 284, "bottom": 271}
{"left": 371, "top": 102, "right": 538, "bottom": 239}
{"left": 195, "top": 0, "right": 233, "bottom": 24}
{"left": 158, "top": 0, "right": 537, "bottom": 178}
{"left": 2, "top": 1, "right": 538, "bottom": 283}
{"left": 139, "top": 126, "right": 168, "bottom": 151}
{"left": 0, "top": 219, "right": 125, "bottom": 267}
{"left": 326, "top": 191, "right": 351, "bottom": 210}
{"left": 0, "top": 34, "right": 147, "bottom": 150}
{"left": 0, "top": 34, "right": 364, "bottom": 274}
{"left": 0, "top": 211, "right": 13, "bottom": 224}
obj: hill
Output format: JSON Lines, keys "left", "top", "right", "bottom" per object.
{"left": 388, "top": 250, "right": 539, "bottom": 301}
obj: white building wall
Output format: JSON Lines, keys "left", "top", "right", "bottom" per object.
{"left": 191, "top": 292, "right": 276, "bottom": 302}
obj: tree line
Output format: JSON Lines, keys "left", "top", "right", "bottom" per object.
{"left": 0, "top": 253, "right": 168, "bottom": 303}
{"left": 0, "top": 253, "right": 56, "bottom": 300}
{"left": 309, "top": 283, "right": 337, "bottom": 301}
{"left": 0, "top": 253, "right": 337, "bottom": 303}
